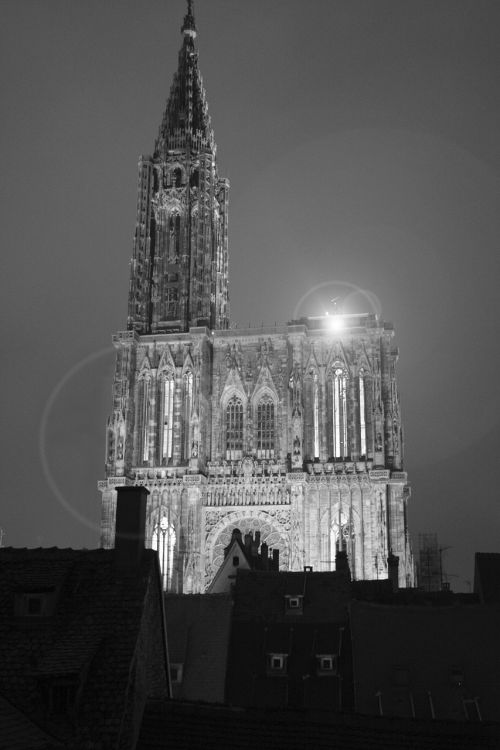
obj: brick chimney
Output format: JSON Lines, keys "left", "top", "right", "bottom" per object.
{"left": 335, "top": 549, "right": 351, "bottom": 582}
{"left": 272, "top": 548, "right": 279, "bottom": 570}
{"left": 114, "top": 486, "right": 149, "bottom": 571}
{"left": 387, "top": 552, "right": 400, "bottom": 592}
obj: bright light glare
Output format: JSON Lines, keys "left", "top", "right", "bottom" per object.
{"left": 328, "top": 315, "right": 344, "bottom": 331}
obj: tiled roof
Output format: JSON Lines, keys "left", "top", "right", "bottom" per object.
{"left": 0, "top": 547, "right": 168, "bottom": 749}
{"left": 350, "top": 600, "right": 500, "bottom": 722}
{"left": 137, "top": 699, "right": 500, "bottom": 749}
{"left": 226, "top": 618, "right": 348, "bottom": 710}
{"left": 36, "top": 631, "right": 103, "bottom": 675}
{"left": 232, "top": 569, "right": 352, "bottom": 621}
{"left": 0, "top": 694, "right": 61, "bottom": 750}
{"left": 164, "top": 594, "right": 232, "bottom": 703}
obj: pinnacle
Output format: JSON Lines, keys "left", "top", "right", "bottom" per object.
{"left": 181, "top": 0, "right": 196, "bottom": 38}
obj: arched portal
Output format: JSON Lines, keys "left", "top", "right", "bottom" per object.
{"left": 205, "top": 510, "right": 290, "bottom": 589}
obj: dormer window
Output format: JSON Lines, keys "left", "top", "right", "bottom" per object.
{"left": 170, "top": 663, "right": 183, "bottom": 684}
{"left": 267, "top": 653, "right": 287, "bottom": 674}
{"left": 316, "top": 654, "right": 337, "bottom": 675}
{"left": 15, "top": 588, "right": 56, "bottom": 617}
{"left": 285, "top": 594, "right": 303, "bottom": 614}
{"left": 49, "top": 679, "right": 78, "bottom": 715}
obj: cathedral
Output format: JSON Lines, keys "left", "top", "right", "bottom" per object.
{"left": 98, "top": 2, "right": 415, "bottom": 592}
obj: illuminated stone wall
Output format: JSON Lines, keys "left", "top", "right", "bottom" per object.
{"left": 99, "top": 316, "right": 414, "bottom": 591}
{"left": 98, "top": 4, "right": 414, "bottom": 592}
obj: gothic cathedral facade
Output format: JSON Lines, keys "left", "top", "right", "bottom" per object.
{"left": 98, "top": 3, "right": 415, "bottom": 591}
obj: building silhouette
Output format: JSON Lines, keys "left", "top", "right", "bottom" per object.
{"left": 98, "top": 1, "right": 414, "bottom": 592}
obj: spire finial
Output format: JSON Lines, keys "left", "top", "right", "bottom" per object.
{"left": 181, "top": 0, "right": 197, "bottom": 38}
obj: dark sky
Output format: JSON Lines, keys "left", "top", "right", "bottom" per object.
{"left": 2, "top": 0, "right": 499, "bottom": 591}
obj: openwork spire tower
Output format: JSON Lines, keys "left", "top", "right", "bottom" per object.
{"left": 127, "top": 1, "right": 229, "bottom": 334}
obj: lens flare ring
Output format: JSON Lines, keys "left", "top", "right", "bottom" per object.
{"left": 38, "top": 346, "right": 114, "bottom": 535}
{"left": 292, "top": 280, "right": 382, "bottom": 321}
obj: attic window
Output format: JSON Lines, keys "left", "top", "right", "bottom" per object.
{"left": 49, "top": 680, "right": 78, "bottom": 715}
{"left": 170, "top": 663, "right": 183, "bottom": 684}
{"left": 267, "top": 653, "right": 287, "bottom": 674}
{"left": 232, "top": 556, "right": 239, "bottom": 566}
{"left": 285, "top": 595, "right": 303, "bottom": 613}
{"left": 15, "top": 589, "right": 56, "bottom": 617}
{"left": 316, "top": 654, "right": 337, "bottom": 675}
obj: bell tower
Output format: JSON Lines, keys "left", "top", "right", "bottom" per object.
{"left": 127, "top": 0, "right": 230, "bottom": 334}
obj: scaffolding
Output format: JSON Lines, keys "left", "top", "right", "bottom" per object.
{"left": 417, "top": 533, "right": 441, "bottom": 592}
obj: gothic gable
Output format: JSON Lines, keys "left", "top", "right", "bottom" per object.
{"left": 251, "top": 364, "right": 278, "bottom": 406}
{"left": 304, "top": 347, "right": 320, "bottom": 378}
{"left": 221, "top": 366, "right": 247, "bottom": 407}
{"left": 182, "top": 349, "right": 194, "bottom": 374}
{"left": 158, "top": 345, "right": 176, "bottom": 376}
{"left": 357, "top": 343, "right": 372, "bottom": 375}
{"left": 138, "top": 354, "right": 152, "bottom": 380}
{"left": 326, "top": 341, "right": 349, "bottom": 375}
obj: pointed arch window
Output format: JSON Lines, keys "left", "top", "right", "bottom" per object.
{"left": 141, "top": 377, "right": 151, "bottom": 463}
{"left": 313, "top": 372, "right": 320, "bottom": 459}
{"left": 226, "top": 396, "right": 243, "bottom": 460}
{"left": 359, "top": 370, "right": 367, "bottom": 457}
{"left": 160, "top": 374, "right": 175, "bottom": 462}
{"left": 173, "top": 168, "right": 182, "bottom": 188}
{"left": 190, "top": 168, "right": 199, "bottom": 188}
{"left": 256, "top": 395, "right": 275, "bottom": 459}
{"left": 332, "top": 368, "right": 347, "bottom": 459}
{"left": 168, "top": 213, "right": 181, "bottom": 260}
{"left": 183, "top": 372, "right": 193, "bottom": 461}
{"left": 152, "top": 516, "right": 176, "bottom": 590}
{"left": 165, "top": 287, "right": 178, "bottom": 318}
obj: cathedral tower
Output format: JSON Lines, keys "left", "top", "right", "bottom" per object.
{"left": 127, "top": 1, "right": 229, "bottom": 335}
{"left": 99, "top": 3, "right": 415, "bottom": 592}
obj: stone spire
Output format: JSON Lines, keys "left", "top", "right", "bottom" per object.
{"left": 155, "top": 0, "right": 215, "bottom": 156}
{"left": 181, "top": 0, "right": 196, "bottom": 38}
{"left": 126, "top": 1, "right": 229, "bottom": 335}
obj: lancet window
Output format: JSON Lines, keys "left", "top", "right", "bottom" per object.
{"left": 256, "top": 395, "right": 275, "bottom": 459}
{"left": 183, "top": 372, "right": 193, "bottom": 460}
{"left": 332, "top": 368, "right": 347, "bottom": 459}
{"left": 165, "top": 287, "right": 178, "bottom": 318}
{"left": 167, "top": 213, "right": 181, "bottom": 261}
{"left": 173, "top": 168, "right": 182, "bottom": 187}
{"left": 152, "top": 516, "right": 176, "bottom": 590}
{"left": 313, "top": 372, "right": 320, "bottom": 458}
{"left": 225, "top": 396, "right": 243, "bottom": 460}
{"left": 140, "top": 377, "right": 151, "bottom": 463}
{"left": 160, "top": 374, "right": 174, "bottom": 462}
{"left": 359, "top": 370, "right": 367, "bottom": 457}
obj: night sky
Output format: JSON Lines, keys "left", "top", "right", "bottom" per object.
{"left": 2, "top": 0, "right": 499, "bottom": 591}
